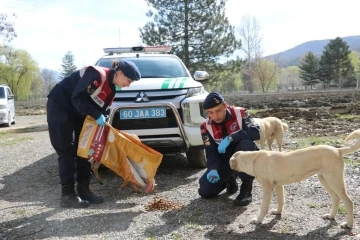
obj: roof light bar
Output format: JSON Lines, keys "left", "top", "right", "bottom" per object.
{"left": 103, "top": 46, "right": 172, "bottom": 54}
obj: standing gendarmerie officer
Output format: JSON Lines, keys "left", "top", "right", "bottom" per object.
{"left": 198, "top": 92, "right": 260, "bottom": 206}
{"left": 47, "top": 59, "right": 141, "bottom": 208}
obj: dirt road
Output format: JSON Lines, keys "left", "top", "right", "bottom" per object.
{"left": 0, "top": 121, "right": 359, "bottom": 239}
{"left": 0, "top": 115, "right": 47, "bottom": 133}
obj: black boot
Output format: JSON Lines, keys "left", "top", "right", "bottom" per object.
{"left": 234, "top": 181, "right": 253, "bottom": 206}
{"left": 77, "top": 182, "right": 104, "bottom": 204}
{"left": 60, "top": 184, "right": 90, "bottom": 208}
{"left": 226, "top": 175, "right": 238, "bottom": 195}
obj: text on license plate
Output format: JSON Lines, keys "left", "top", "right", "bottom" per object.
{"left": 119, "top": 108, "right": 167, "bottom": 119}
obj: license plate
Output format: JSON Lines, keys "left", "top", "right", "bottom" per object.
{"left": 119, "top": 108, "right": 167, "bottom": 120}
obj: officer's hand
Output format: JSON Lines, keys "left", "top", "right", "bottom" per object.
{"left": 206, "top": 169, "right": 220, "bottom": 183}
{"left": 218, "top": 137, "right": 231, "bottom": 154}
{"left": 95, "top": 114, "right": 106, "bottom": 126}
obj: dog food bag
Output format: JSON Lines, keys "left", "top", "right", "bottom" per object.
{"left": 77, "top": 116, "right": 163, "bottom": 189}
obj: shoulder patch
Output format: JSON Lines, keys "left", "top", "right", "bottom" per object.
{"left": 202, "top": 135, "right": 210, "bottom": 146}
{"left": 87, "top": 85, "right": 95, "bottom": 94}
{"left": 87, "top": 79, "right": 101, "bottom": 94}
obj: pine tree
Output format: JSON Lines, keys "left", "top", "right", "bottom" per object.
{"left": 318, "top": 37, "right": 355, "bottom": 88}
{"left": 299, "top": 52, "right": 320, "bottom": 86}
{"left": 59, "top": 51, "right": 77, "bottom": 80}
{"left": 139, "top": 0, "right": 240, "bottom": 75}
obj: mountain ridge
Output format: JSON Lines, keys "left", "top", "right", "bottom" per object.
{"left": 266, "top": 35, "right": 360, "bottom": 67}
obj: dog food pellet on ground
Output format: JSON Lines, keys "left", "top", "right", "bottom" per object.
{"left": 145, "top": 195, "right": 184, "bottom": 211}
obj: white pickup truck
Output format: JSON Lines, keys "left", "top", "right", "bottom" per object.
{"left": 95, "top": 46, "right": 209, "bottom": 167}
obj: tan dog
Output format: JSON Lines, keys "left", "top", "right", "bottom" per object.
{"left": 229, "top": 129, "right": 360, "bottom": 229}
{"left": 253, "top": 117, "right": 288, "bottom": 151}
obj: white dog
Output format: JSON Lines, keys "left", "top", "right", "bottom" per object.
{"left": 229, "top": 129, "right": 360, "bottom": 229}
{"left": 253, "top": 117, "right": 288, "bottom": 151}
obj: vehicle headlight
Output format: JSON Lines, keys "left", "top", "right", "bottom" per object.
{"left": 185, "top": 87, "right": 205, "bottom": 98}
{"left": 0, "top": 105, "right": 7, "bottom": 109}
{"left": 181, "top": 102, "right": 199, "bottom": 127}
{"left": 181, "top": 101, "right": 205, "bottom": 127}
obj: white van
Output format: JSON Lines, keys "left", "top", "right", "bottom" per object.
{"left": 0, "top": 85, "right": 16, "bottom": 127}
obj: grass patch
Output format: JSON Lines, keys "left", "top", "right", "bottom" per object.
{"left": 144, "top": 228, "right": 157, "bottom": 238}
{"left": 297, "top": 136, "right": 330, "bottom": 148}
{"left": 188, "top": 210, "right": 203, "bottom": 222}
{"left": 0, "top": 131, "right": 9, "bottom": 136}
{"left": 11, "top": 209, "right": 26, "bottom": 216}
{"left": 184, "top": 222, "right": 203, "bottom": 231}
{"left": 308, "top": 203, "right": 316, "bottom": 208}
{"left": 171, "top": 232, "right": 182, "bottom": 240}
{"left": 335, "top": 114, "right": 360, "bottom": 120}
{"left": 296, "top": 135, "right": 346, "bottom": 148}
{"left": 0, "top": 136, "right": 33, "bottom": 145}
{"left": 248, "top": 109, "right": 260, "bottom": 115}
{"left": 248, "top": 109, "right": 270, "bottom": 116}
{"left": 344, "top": 158, "right": 360, "bottom": 167}
{"left": 338, "top": 205, "right": 346, "bottom": 215}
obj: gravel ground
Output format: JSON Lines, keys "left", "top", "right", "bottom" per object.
{"left": 0, "top": 119, "right": 360, "bottom": 239}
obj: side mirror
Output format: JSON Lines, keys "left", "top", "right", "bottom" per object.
{"left": 193, "top": 71, "right": 209, "bottom": 81}
{"left": 8, "top": 95, "right": 14, "bottom": 100}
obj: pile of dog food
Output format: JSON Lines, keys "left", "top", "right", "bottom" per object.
{"left": 145, "top": 195, "right": 184, "bottom": 211}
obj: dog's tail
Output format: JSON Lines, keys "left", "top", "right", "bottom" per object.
{"left": 281, "top": 122, "right": 289, "bottom": 131}
{"left": 338, "top": 129, "right": 360, "bottom": 155}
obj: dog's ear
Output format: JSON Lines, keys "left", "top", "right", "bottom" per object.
{"left": 229, "top": 151, "right": 242, "bottom": 171}
{"left": 233, "top": 151, "right": 258, "bottom": 176}
{"left": 232, "top": 151, "right": 240, "bottom": 159}
{"left": 229, "top": 156, "right": 237, "bottom": 170}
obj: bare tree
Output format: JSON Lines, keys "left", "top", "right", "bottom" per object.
{"left": 41, "top": 68, "right": 57, "bottom": 95}
{"left": 0, "top": 13, "right": 17, "bottom": 44}
{"left": 237, "top": 14, "right": 262, "bottom": 63}
{"left": 254, "top": 55, "right": 279, "bottom": 93}
{"left": 236, "top": 14, "right": 262, "bottom": 92}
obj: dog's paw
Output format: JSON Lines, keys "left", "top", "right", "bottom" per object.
{"left": 229, "top": 157, "right": 237, "bottom": 170}
{"left": 250, "top": 219, "right": 261, "bottom": 225}
{"left": 322, "top": 214, "right": 335, "bottom": 220}
{"left": 271, "top": 210, "right": 282, "bottom": 215}
{"left": 340, "top": 222, "right": 353, "bottom": 229}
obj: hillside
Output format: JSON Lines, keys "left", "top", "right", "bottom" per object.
{"left": 266, "top": 35, "right": 360, "bottom": 67}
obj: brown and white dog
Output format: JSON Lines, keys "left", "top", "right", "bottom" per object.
{"left": 229, "top": 129, "right": 360, "bottom": 229}
{"left": 253, "top": 117, "right": 288, "bottom": 151}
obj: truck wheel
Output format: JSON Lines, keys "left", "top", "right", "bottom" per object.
{"left": 186, "top": 146, "right": 206, "bottom": 168}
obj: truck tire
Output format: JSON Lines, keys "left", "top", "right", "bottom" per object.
{"left": 186, "top": 146, "right": 206, "bottom": 168}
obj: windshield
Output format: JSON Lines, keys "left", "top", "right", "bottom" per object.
{"left": 96, "top": 56, "right": 189, "bottom": 78}
{"left": 0, "top": 87, "right": 5, "bottom": 99}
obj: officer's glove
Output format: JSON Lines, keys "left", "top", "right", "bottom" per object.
{"left": 218, "top": 136, "right": 231, "bottom": 154}
{"left": 207, "top": 169, "right": 220, "bottom": 183}
{"left": 95, "top": 114, "right": 106, "bottom": 126}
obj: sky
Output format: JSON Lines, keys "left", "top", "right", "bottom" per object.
{"left": 1, "top": 0, "right": 359, "bottom": 71}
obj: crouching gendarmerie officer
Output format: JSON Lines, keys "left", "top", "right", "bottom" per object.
{"left": 198, "top": 92, "right": 260, "bottom": 206}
